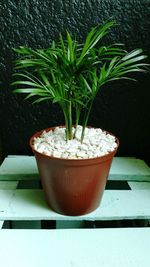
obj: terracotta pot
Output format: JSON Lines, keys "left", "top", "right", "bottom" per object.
{"left": 29, "top": 127, "right": 119, "bottom": 216}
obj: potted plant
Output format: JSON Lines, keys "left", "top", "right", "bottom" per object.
{"left": 12, "top": 20, "right": 148, "bottom": 216}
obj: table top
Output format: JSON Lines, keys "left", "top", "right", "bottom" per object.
{"left": 0, "top": 156, "right": 150, "bottom": 221}
{"left": 0, "top": 156, "right": 150, "bottom": 267}
{"left": 0, "top": 228, "right": 150, "bottom": 267}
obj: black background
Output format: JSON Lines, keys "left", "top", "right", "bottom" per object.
{"left": 0, "top": 0, "right": 150, "bottom": 161}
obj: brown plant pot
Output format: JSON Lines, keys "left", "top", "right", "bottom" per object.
{"left": 29, "top": 127, "right": 119, "bottom": 216}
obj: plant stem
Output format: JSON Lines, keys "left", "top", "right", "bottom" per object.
{"left": 81, "top": 99, "right": 94, "bottom": 143}
{"left": 61, "top": 104, "right": 69, "bottom": 141}
{"left": 73, "top": 105, "right": 81, "bottom": 138}
{"left": 68, "top": 101, "right": 72, "bottom": 140}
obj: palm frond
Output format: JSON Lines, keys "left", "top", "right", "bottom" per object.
{"left": 12, "top": 20, "right": 149, "bottom": 141}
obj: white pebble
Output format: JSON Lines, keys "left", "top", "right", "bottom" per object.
{"left": 33, "top": 126, "right": 117, "bottom": 160}
{"left": 52, "top": 151, "right": 62, "bottom": 158}
{"left": 76, "top": 151, "right": 87, "bottom": 158}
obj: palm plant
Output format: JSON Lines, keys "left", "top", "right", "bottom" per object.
{"left": 12, "top": 20, "right": 148, "bottom": 142}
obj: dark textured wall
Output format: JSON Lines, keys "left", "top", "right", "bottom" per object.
{"left": 0, "top": 0, "right": 150, "bottom": 160}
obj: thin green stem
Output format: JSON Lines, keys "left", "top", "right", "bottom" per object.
{"left": 60, "top": 104, "right": 69, "bottom": 141}
{"left": 68, "top": 101, "right": 72, "bottom": 140}
{"left": 73, "top": 105, "right": 81, "bottom": 138}
{"left": 81, "top": 99, "right": 94, "bottom": 143}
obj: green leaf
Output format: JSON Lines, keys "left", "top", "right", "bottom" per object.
{"left": 32, "top": 97, "right": 52, "bottom": 104}
{"left": 39, "top": 70, "right": 50, "bottom": 86}
{"left": 121, "top": 49, "right": 143, "bottom": 61}
{"left": 59, "top": 34, "right": 67, "bottom": 55}
{"left": 77, "top": 20, "right": 116, "bottom": 65}
{"left": 12, "top": 81, "right": 43, "bottom": 87}
{"left": 80, "top": 75, "right": 92, "bottom": 93}
{"left": 67, "top": 31, "right": 74, "bottom": 62}
{"left": 13, "top": 46, "right": 32, "bottom": 55}
{"left": 13, "top": 88, "right": 48, "bottom": 94}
